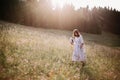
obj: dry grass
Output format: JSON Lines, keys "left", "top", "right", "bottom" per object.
{"left": 0, "top": 22, "right": 120, "bottom": 80}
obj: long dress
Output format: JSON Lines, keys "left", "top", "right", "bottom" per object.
{"left": 70, "top": 35, "right": 86, "bottom": 61}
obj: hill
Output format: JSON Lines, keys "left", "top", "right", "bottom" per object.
{"left": 0, "top": 21, "right": 120, "bottom": 80}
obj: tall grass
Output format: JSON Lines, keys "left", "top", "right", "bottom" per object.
{"left": 0, "top": 22, "right": 120, "bottom": 80}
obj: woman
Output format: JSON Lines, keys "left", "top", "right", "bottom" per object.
{"left": 70, "top": 29, "right": 86, "bottom": 67}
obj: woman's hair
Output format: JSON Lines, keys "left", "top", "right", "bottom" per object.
{"left": 72, "top": 29, "right": 80, "bottom": 38}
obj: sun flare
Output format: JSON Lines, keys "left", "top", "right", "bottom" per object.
{"left": 52, "top": 0, "right": 67, "bottom": 9}
{"left": 51, "top": 0, "right": 93, "bottom": 10}
{"left": 51, "top": 0, "right": 120, "bottom": 11}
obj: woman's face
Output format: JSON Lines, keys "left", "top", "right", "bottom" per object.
{"left": 74, "top": 32, "right": 77, "bottom": 36}
{"left": 74, "top": 31, "right": 79, "bottom": 37}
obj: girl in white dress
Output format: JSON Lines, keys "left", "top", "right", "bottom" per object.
{"left": 70, "top": 29, "right": 86, "bottom": 67}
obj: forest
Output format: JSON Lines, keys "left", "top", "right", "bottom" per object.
{"left": 0, "top": 0, "right": 120, "bottom": 34}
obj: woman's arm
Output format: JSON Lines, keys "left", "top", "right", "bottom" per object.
{"left": 70, "top": 40, "right": 73, "bottom": 45}
{"left": 80, "top": 35, "right": 84, "bottom": 48}
{"left": 71, "top": 42, "right": 73, "bottom": 45}
{"left": 70, "top": 37, "right": 74, "bottom": 45}
{"left": 80, "top": 43, "right": 84, "bottom": 49}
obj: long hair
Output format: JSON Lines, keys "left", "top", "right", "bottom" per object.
{"left": 72, "top": 29, "right": 80, "bottom": 38}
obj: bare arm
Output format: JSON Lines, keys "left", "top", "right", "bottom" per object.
{"left": 70, "top": 40, "right": 73, "bottom": 45}
{"left": 80, "top": 35, "right": 84, "bottom": 48}
{"left": 80, "top": 43, "right": 84, "bottom": 49}
{"left": 70, "top": 37, "right": 74, "bottom": 45}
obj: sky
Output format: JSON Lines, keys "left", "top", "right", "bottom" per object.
{"left": 51, "top": 0, "right": 120, "bottom": 11}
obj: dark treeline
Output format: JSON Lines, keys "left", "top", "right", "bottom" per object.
{"left": 0, "top": 0, "right": 120, "bottom": 34}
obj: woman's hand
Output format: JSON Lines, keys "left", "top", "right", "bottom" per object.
{"left": 71, "top": 42, "right": 73, "bottom": 45}
{"left": 70, "top": 37, "right": 74, "bottom": 45}
{"left": 80, "top": 43, "right": 84, "bottom": 49}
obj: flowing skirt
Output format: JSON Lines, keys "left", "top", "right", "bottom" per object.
{"left": 72, "top": 45, "right": 86, "bottom": 61}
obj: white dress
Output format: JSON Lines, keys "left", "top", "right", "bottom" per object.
{"left": 70, "top": 35, "right": 86, "bottom": 61}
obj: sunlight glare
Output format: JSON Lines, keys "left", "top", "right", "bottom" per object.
{"left": 52, "top": 0, "right": 66, "bottom": 9}
{"left": 51, "top": 0, "right": 120, "bottom": 11}
{"left": 51, "top": 0, "right": 94, "bottom": 10}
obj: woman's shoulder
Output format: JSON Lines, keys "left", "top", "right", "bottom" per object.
{"left": 80, "top": 34, "right": 83, "bottom": 38}
{"left": 80, "top": 34, "right": 83, "bottom": 37}
{"left": 78, "top": 35, "right": 83, "bottom": 40}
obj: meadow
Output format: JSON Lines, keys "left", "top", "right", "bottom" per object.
{"left": 0, "top": 21, "right": 120, "bottom": 80}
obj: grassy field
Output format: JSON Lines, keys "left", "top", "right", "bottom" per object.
{"left": 0, "top": 21, "right": 120, "bottom": 80}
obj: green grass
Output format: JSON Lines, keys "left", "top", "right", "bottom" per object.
{"left": 0, "top": 21, "right": 120, "bottom": 80}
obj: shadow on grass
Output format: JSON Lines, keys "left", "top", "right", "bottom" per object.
{"left": 69, "top": 62, "right": 97, "bottom": 80}
{"left": 0, "top": 49, "right": 7, "bottom": 68}
{"left": 0, "top": 44, "right": 19, "bottom": 80}
{"left": 0, "top": 49, "right": 8, "bottom": 80}
{"left": 79, "top": 66, "right": 97, "bottom": 80}
{"left": 0, "top": 25, "right": 18, "bottom": 80}
{"left": 87, "top": 39, "right": 120, "bottom": 47}
{"left": 84, "top": 32, "right": 120, "bottom": 47}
